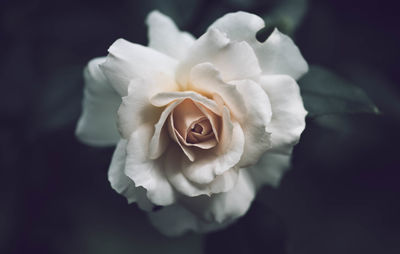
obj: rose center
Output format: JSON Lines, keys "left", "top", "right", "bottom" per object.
{"left": 170, "top": 99, "right": 218, "bottom": 149}
{"left": 192, "top": 124, "right": 203, "bottom": 134}
{"left": 187, "top": 118, "right": 213, "bottom": 143}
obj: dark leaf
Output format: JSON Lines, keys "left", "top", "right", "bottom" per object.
{"left": 205, "top": 201, "right": 287, "bottom": 254}
{"left": 32, "top": 65, "right": 84, "bottom": 134}
{"left": 261, "top": 0, "right": 308, "bottom": 36}
{"left": 299, "top": 65, "right": 379, "bottom": 117}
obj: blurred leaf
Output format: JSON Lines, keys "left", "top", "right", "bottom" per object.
{"left": 33, "top": 66, "right": 83, "bottom": 133}
{"left": 224, "top": 0, "right": 278, "bottom": 10}
{"left": 299, "top": 65, "right": 379, "bottom": 118}
{"left": 205, "top": 202, "right": 287, "bottom": 254}
{"left": 262, "top": 0, "right": 308, "bottom": 36}
{"left": 339, "top": 62, "right": 400, "bottom": 120}
{"left": 142, "top": 0, "right": 201, "bottom": 28}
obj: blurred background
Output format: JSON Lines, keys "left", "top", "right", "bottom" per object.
{"left": 1, "top": 0, "right": 400, "bottom": 253}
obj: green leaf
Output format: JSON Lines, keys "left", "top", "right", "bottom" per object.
{"left": 299, "top": 65, "right": 379, "bottom": 117}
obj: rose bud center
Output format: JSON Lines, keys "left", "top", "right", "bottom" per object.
{"left": 169, "top": 99, "right": 219, "bottom": 149}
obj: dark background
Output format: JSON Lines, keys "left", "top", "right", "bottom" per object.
{"left": 1, "top": 0, "right": 400, "bottom": 253}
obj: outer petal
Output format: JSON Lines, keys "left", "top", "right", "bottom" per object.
{"left": 209, "top": 12, "right": 308, "bottom": 80}
{"left": 108, "top": 139, "right": 154, "bottom": 211}
{"left": 117, "top": 79, "right": 163, "bottom": 139}
{"left": 176, "top": 28, "right": 261, "bottom": 86}
{"left": 75, "top": 57, "right": 121, "bottom": 146}
{"left": 149, "top": 170, "right": 255, "bottom": 236}
{"left": 182, "top": 169, "right": 256, "bottom": 224}
{"left": 165, "top": 144, "right": 240, "bottom": 197}
{"left": 146, "top": 10, "right": 195, "bottom": 60}
{"left": 259, "top": 75, "right": 307, "bottom": 154}
{"left": 148, "top": 204, "right": 233, "bottom": 236}
{"left": 100, "top": 38, "right": 177, "bottom": 96}
{"left": 108, "top": 139, "right": 137, "bottom": 203}
{"left": 231, "top": 79, "right": 272, "bottom": 167}
{"left": 248, "top": 75, "right": 306, "bottom": 189}
{"left": 208, "top": 11, "right": 264, "bottom": 45}
{"left": 254, "top": 28, "right": 308, "bottom": 80}
{"left": 125, "top": 124, "right": 176, "bottom": 206}
{"left": 248, "top": 150, "right": 291, "bottom": 189}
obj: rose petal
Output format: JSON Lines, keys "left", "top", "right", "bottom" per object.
{"left": 108, "top": 139, "right": 154, "bottom": 211}
{"left": 259, "top": 75, "right": 307, "bottom": 154}
{"left": 108, "top": 139, "right": 137, "bottom": 203}
{"left": 148, "top": 170, "right": 256, "bottom": 236}
{"left": 176, "top": 27, "right": 261, "bottom": 86}
{"left": 254, "top": 28, "right": 309, "bottom": 80}
{"left": 146, "top": 10, "right": 195, "bottom": 60}
{"left": 194, "top": 102, "right": 221, "bottom": 142}
{"left": 148, "top": 100, "right": 182, "bottom": 160}
{"left": 168, "top": 110, "right": 196, "bottom": 162}
{"left": 248, "top": 150, "right": 292, "bottom": 189}
{"left": 209, "top": 12, "right": 308, "bottom": 80}
{"left": 100, "top": 38, "right": 177, "bottom": 96}
{"left": 230, "top": 79, "right": 273, "bottom": 167}
{"left": 148, "top": 204, "right": 232, "bottom": 236}
{"left": 75, "top": 57, "right": 121, "bottom": 146}
{"left": 125, "top": 124, "right": 176, "bottom": 206}
{"left": 208, "top": 11, "right": 264, "bottom": 45}
{"left": 150, "top": 91, "right": 220, "bottom": 115}
{"left": 182, "top": 169, "right": 255, "bottom": 224}
{"left": 189, "top": 63, "right": 247, "bottom": 121}
{"left": 117, "top": 79, "right": 163, "bottom": 139}
{"left": 164, "top": 144, "right": 241, "bottom": 197}
{"left": 190, "top": 63, "right": 272, "bottom": 167}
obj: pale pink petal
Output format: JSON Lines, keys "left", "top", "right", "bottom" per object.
{"left": 167, "top": 111, "right": 196, "bottom": 162}
{"left": 172, "top": 99, "right": 218, "bottom": 150}
{"left": 148, "top": 100, "right": 182, "bottom": 160}
{"left": 150, "top": 91, "right": 220, "bottom": 115}
{"left": 165, "top": 108, "right": 244, "bottom": 192}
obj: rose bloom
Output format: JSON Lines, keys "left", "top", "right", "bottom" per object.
{"left": 76, "top": 11, "right": 308, "bottom": 236}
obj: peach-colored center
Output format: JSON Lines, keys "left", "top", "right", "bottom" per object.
{"left": 169, "top": 99, "right": 219, "bottom": 149}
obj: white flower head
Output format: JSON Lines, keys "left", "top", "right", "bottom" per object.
{"left": 76, "top": 10, "right": 308, "bottom": 236}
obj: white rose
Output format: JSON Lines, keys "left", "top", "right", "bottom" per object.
{"left": 76, "top": 11, "right": 308, "bottom": 236}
